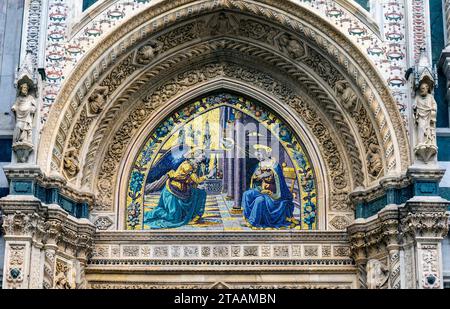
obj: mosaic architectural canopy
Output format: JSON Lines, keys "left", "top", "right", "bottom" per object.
{"left": 0, "top": 0, "right": 449, "bottom": 290}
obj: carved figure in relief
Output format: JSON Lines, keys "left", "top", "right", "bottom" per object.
{"left": 63, "top": 150, "right": 80, "bottom": 178}
{"left": 87, "top": 87, "right": 108, "bottom": 114}
{"left": 136, "top": 42, "right": 161, "bottom": 65}
{"left": 366, "top": 259, "right": 389, "bottom": 289}
{"left": 367, "top": 143, "right": 383, "bottom": 178}
{"left": 12, "top": 80, "right": 36, "bottom": 144}
{"left": 335, "top": 80, "right": 359, "bottom": 112}
{"left": 54, "top": 261, "right": 76, "bottom": 289}
{"left": 209, "top": 12, "right": 239, "bottom": 35}
{"left": 278, "top": 34, "right": 305, "bottom": 59}
{"left": 413, "top": 80, "right": 437, "bottom": 162}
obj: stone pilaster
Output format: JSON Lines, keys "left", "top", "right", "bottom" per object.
{"left": 0, "top": 183, "right": 95, "bottom": 289}
{"left": 1, "top": 196, "right": 45, "bottom": 289}
{"left": 348, "top": 225, "right": 368, "bottom": 289}
{"left": 400, "top": 199, "right": 449, "bottom": 288}
{"left": 42, "top": 219, "right": 62, "bottom": 289}
{"left": 349, "top": 206, "right": 401, "bottom": 289}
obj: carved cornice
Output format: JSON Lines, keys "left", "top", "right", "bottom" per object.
{"left": 88, "top": 281, "right": 353, "bottom": 289}
{"left": 86, "top": 259, "right": 355, "bottom": 270}
{"left": 348, "top": 206, "right": 401, "bottom": 261}
{"left": 94, "top": 231, "right": 349, "bottom": 243}
{"left": 1, "top": 199, "right": 96, "bottom": 259}
{"left": 350, "top": 174, "right": 411, "bottom": 204}
{"left": 348, "top": 199, "right": 450, "bottom": 265}
{"left": 3, "top": 165, "right": 42, "bottom": 180}
{"left": 36, "top": 175, "right": 95, "bottom": 208}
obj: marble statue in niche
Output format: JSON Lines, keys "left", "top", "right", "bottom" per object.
{"left": 11, "top": 51, "right": 39, "bottom": 163}
{"left": 413, "top": 79, "right": 437, "bottom": 163}
{"left": 12, "top": 80, "right": 36, "bottom": 145}
{"left": 11, "top": 74, "right": 37, "bottom": 163}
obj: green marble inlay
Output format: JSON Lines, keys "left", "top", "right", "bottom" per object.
{"left": 354, "top": 0, "right": 369, "bottom": 11}
{"left": 83, "top": 0, "right": 98, "bottom": 11}
{"left": 414, "top": 181, "right": 439, "bottom": 196}
{"left": 440, "top": 187, "right": 450, "bottom": 211}
{"left": 430, "top": 0, "right": 449, "bottom": 128}
{"left": 355, "top": 185, "right": 414, "bottom": 219}
{"left": 438, "top": 136, "right": 450, "bottom": 161}
{"left": 11, "top": 180, "right": 33, "bottom": 195}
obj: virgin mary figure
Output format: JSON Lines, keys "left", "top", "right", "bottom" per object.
{"left": 143, "top": 147, "right": 214, "bottom": 229}
{"left": 242, "top": 145, "right": 297, "bottom": 229}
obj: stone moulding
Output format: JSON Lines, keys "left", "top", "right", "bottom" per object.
{"left": 87, "top": 260, "right": 355, "bottom": 269}
{"left": 93, "top": 231, "right": 350, "bottom": 242}
{"left": 87, "top": 281, "right": 354, "bottom": 289}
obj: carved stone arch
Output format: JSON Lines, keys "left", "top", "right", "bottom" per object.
{"left": 35, "top": 0, "right": 412, "bottom": 234}
{"left": 73, "top": 19, "right": 376, "bottom": 195}
{"left": 38, "top": 0, "right": 410, "bottom": 177}
{"left": 84, "top": 38, "right": 366, "bottom": 194}
{"left": 89, "top": 56, "right": 357, "bottom": 231}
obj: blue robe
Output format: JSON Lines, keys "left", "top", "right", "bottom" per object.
{"left": 144, "top": 186, "right": 206, "bottom": 229}
{"left": 144, "top": 160, "right": 207, "bottom": 229}
{"left": 242, "top": 160, "right": 295, "bottom": 228}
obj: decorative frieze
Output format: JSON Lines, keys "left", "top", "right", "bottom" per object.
{"left": 88, "top": 282, "right": 354, "bottom": 289}
{"left": 89, "top": 242, "right": 352, "bottom": 261}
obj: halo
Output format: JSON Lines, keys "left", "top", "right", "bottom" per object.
{"left": 253, "top": 144, "right": 272, "bottom": 153}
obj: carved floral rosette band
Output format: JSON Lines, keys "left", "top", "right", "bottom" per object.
{"left": 126, "top": 93, "right": 317, "bottom": 230}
